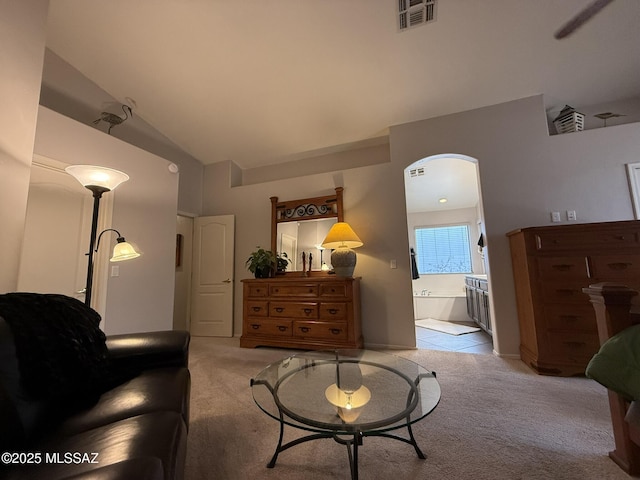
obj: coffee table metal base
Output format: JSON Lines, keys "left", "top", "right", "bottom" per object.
{"left": 266, "top": 416, "right": 426, "bottom": 480}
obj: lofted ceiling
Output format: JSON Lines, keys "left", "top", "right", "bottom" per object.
{"left": 45, "top": 0, "right": 640, "bottom": 172}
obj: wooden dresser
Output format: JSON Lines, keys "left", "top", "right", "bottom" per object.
{"left": 240, "top": 276, "right": 363, "bottom": 350}
{"left": 507, "top": 220, "right": 640, "bottom": 376}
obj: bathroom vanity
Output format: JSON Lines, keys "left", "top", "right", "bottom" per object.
{"left": 465, "top": 274, "right": 492, "bottom": 335}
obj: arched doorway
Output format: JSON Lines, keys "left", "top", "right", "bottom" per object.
{"left": 404, "top": 153, "right": 493, "bottom": 354}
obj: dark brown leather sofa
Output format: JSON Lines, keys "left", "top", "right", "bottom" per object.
{"left": 0, "top": 293, "right": 190, "bottom": 480}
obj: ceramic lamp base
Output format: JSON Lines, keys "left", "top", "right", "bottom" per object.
{"left": 331, "top": 248, "right": 356, "bottom": 277}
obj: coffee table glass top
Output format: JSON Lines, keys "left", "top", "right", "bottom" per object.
{"left": 251, "top": 349, "right": 440, "bottom": 435}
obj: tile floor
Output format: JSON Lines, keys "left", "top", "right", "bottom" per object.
{"left": 415, "top": 322, "right": 494, "bottom": 354}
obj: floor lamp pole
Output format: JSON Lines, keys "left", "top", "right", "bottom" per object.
{"left": 84, "top": 186, "right": 109, "bottom": 306}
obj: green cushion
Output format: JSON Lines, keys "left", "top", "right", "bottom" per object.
{"left": 586, "top": 324, "right": 640, "bottom": 401}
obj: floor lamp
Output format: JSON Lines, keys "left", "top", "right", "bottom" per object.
{"left": 65, "top": 165, "right": 134, "bottom": 306}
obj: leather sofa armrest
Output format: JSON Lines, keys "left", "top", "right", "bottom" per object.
{"left": 106, "top": 331, "right": 190, "bottom": 373}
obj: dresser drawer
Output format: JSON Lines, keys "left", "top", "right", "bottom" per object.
{"left": 293, "top": 321, "right": 348, "bottom": 341}
{"left": 534, "top": 230, "right": 640, "bottom": 252}
{"left": 542, "top": 304, "right": 596, "bottom": 333}
{"left": 319, "top": 283, "right": 348, "bottom": 298}
{"left": 544, "top": 331, "right": 600, "bottom": 362}
{"left": 270, "top": 283, "right": 318, "bottom": 297}
{"left": 319, "top": 302, "right": 347, "bottom": 321}
{"left": 536, "top": 256, "right": 589, "bottom": 281}
{"left": 246, "top": 301, "right": 268, "bottom": 317}
{"left": 247, "top": 284, "right": 269, "bottom": 297}
{"left": 244, "top": 319, "right": 292, "bottom": 337}
{"left": 270, "top": 302, "right": 318, "bottom": 319}
{"left": 591, "top": 255, "right": 640, "bottom": 280}
{"left": 540, "top": 281, "right": 591, "bottom": 304}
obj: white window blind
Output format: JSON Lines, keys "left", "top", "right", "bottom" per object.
{"left": 415, "top": 225, "right": 472, "bottom": 274}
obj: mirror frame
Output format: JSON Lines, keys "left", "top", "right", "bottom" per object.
{"left": 271, "top": 187, "right": 344, "bottom": 276}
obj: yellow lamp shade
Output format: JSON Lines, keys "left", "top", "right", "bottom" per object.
{"left": 321, "top": 222, "right": 363, "bottom": 249}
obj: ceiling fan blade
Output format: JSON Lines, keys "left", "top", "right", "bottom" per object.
{"left": 554, "top": 0, "right": 615, "bottom": 39}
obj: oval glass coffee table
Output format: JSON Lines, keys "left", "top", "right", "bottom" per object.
{"left": 251, "top": 349, "right": 440, "bottom": 480}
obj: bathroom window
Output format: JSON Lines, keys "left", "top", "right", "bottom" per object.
{"left": 415, "top": 224, "right": 472, "bottom": 274}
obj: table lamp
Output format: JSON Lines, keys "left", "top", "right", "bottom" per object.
{"left": 321, "top": 222, "right": 363, "bottom": 277}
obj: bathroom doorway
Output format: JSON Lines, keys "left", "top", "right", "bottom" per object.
{"left": 404, "top": 154, "right": 493, "bottom": 354}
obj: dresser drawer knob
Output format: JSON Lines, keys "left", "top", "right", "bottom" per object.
{"left": 328, "top": 308, "right": 338, "bottom": 315}
{"left": 303, "top": 308, "right": 313, "bottom": 315}
{"left": 275, "top": 307, "right": 284, "bottom": 313}
{"left": 278, "top": 326, "right": 288, "bottom": 332}
{"left": 299, "top": 327, "right": 310, "bottom": 333}
{"left": 251, "top": 324, "right": 261, "bottom": 330}
{"left": 252, "top": 306, "right": 262, "bottom": 312}
{"left": 330, "top": 328, "right": 342, "bottom": 335}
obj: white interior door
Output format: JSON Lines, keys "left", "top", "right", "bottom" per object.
{"left": 190, "top": 215, "right": 235, "bottom": 336}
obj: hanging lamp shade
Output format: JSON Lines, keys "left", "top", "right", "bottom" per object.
{"left": 65, "top": 165, "right": 129, "bottom": 191}
{"left": 111, "top": 237, "right": 141, "bottom": 262}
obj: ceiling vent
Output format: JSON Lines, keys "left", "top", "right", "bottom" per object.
{"left": 398, "top": 0, "right": 437, "bottom": 31}
{"left": 409, "top": 167, "right": 425, "bottom": 178}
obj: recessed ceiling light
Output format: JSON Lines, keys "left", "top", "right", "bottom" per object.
{"left": 438, "top": 197, "right": 448, "bottom": 203}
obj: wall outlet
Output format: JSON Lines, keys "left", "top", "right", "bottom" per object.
{"left": 567, "top": 210, "right": 577, "bottom": 221}
{"left": 551, "top": 211, "right": 561, "bottom": 222}
{"left": 390, "top": 259, "right": 397, "bottom": 269}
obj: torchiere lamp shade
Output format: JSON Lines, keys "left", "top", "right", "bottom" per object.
{"left": 65, "top": 165, "right": 129, "bottom": 191}
{"left": 321, "top": 222, "right": 363, "bottom": 277}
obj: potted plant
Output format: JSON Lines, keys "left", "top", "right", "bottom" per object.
{"left": 246, "top": 247, "right": 276, "bottom": 278}
{"left": 276, "top": 252, "right": 291, "bottom": 273}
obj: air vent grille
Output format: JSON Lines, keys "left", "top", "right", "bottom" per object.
{"left": 410, "top": 167, "right": 425, "bottom": 177}
{"left": 398, "top": 0, "right": 436, "bottom": 31}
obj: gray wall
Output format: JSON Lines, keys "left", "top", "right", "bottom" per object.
{"left": 203, "top": 95, "right": 640, "bottom": 355}
{"left": 40, "top": 50, "right": 204, "bottom": 216}
{"left": 391, "top": 94, "right": 640, "bottom": 355}
{"left": 34, "top": 107, "right": 179, "bottom": 334}
{"left": 0, "top": 1, "right": 49, "bottom": 292}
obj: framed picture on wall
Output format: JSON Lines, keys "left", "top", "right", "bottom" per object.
{"left": 626, "top": 163, "right": 640, "bottom": 220}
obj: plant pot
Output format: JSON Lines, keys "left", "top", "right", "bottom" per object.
{"left": 254, "top": 266, "right": 272, "bottom": 279}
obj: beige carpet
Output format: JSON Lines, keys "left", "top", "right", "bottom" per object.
{"left": 415, "top": 318, "right": 481, "bottom": 335}
{"left": 185, "top": 337, "right": 628, "bottom": 480}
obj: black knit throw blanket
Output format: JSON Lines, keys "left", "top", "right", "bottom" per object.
{"left": 0, "top": 293, "right": 112, "bottom": 406}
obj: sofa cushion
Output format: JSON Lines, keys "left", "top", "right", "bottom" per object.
{"left": 0, "top": 317, "right": 47, "bottom": 445}
{"left": 5, "top": 411, "right": 187, "bottom": 480}
{"left": 586, "top": 324, "right": 640, "bottom": 401}
{"left": 0, "top": 293, "right": 113, "bottom": 408}
{"left": 56, "top": 367, "right": 191, "bottom": 436}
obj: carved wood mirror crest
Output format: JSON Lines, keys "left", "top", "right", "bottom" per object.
{"left": 270, "top": 187, "right": 344, "bottom": 275}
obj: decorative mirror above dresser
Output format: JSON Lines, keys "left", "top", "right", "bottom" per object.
{"left": 270, "top": 187, "right": 344, "bottom": 275}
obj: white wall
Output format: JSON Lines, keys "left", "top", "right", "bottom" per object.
{"left": 0, "top": 0, "right": 49, "bottom": 292}
{"left": 204, "top": 94, "right": 640, "bottom": 355}
{"left": 34, "top": 107, "right": 179, "bottom": 335}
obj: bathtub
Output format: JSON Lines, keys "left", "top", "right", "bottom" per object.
{"left": 413, "top": 293, "right": 469, "bottom": 322}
